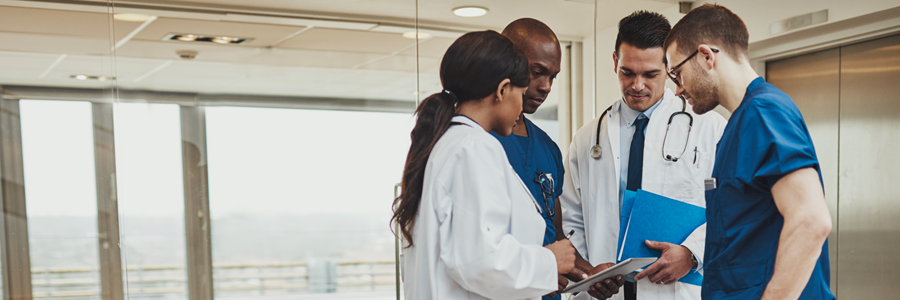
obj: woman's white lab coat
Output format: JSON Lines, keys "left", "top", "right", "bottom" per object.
{"left": 401, "top": 115, "right": 558, "bottom": 299}
{"left": 560, "top": 89, "right": 726, "bottom": 300}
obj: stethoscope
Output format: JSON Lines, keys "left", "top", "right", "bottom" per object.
{"left": 590, "top": 96, "right": 693, "bottom": 162}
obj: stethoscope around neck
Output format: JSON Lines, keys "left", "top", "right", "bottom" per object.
{"left": 590, "top": 95, "right": 693, "bottom": 161}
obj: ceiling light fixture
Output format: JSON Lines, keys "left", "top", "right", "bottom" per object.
{"left": 113, "top": 13, "right": 155, "bottom": 22}
{"left": 211, "top": 36, "right": 240, "bottom": 44}
{"left": 402, "top": 31, "right": 431, "bottom": 40}
{"left": 176, "top": 34, "right": 199, "bottom": 41}
{"left": 164, "top": 33, "right": 253, "bottom": 45}
{"left": 71, "top": 75, "right": 114, "bottom": 81}
{"left": 453, "top": 6, "right": 489, "bottom": 17}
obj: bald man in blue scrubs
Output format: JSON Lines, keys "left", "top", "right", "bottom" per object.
{"left": 491, "top": 18, "right": 608, "bottom": 299}
{"left": 664, "top": 4, "right": 835, "bottom": 300}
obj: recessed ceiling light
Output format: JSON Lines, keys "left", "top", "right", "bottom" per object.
{"left": 176, "top": 34, "right": 199, "bottom": 41}
{"left": 211, "top": 36, "right": 240, "bottom": 44}
{"left": 453, "top": 6, "right": 488, "bottom": 17}
{"left": 113, "top": 13, "right": 154, "bottom": 22}
{"left": 402, "top": 32, "right": 431, "bottom": 40}
{"left": 74, "top": 75, "right": 88, "bottom": 80}
{"left": 164, "top": 33, "right": 253, "bottom": 45}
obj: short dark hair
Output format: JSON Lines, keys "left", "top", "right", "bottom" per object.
{"left": 615, "top": 11, "right": 671, "bottom": 58}
{"left": 664, "top": 3, "right": 749, "bottom": 62}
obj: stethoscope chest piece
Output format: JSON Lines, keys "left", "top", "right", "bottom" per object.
{"left": 590, "top": 145, "right": 602, "bottom": 159}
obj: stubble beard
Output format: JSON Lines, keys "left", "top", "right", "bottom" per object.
{"left": 689, "top": 70, "right": 720, "bottom": 115}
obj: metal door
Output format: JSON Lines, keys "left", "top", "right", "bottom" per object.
{"left": 767, "top": 48, "right": 841, "bottom": 293}
{"left": 837, "top": 34, "right": 900, "bottom": 299}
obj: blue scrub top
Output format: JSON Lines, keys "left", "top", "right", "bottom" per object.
{"left": 491, "top": 117, "right": 564, "bottom": 247}
{"left": 704, "top": 77, "right": 834, "bottom": 300}
{"left": 492, "top": 118, "right": 565, "bottom": 300}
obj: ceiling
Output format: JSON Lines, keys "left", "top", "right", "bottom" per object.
{"left": 0, "top": 0, "right": 679, "bottom": 104}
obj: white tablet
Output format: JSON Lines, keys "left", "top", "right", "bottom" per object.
{"left": 561, "top": 257, "right": 658, "bottom": 294}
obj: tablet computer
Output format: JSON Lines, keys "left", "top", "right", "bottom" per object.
{"left": 561, "top": 257, "right": 658, "bottom": 294}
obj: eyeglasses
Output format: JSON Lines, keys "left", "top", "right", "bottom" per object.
{"left": 533, "top": 172, "right": 555, "bottom": 218}
{"left": 667, "top": 48, "right": 719, "bottom": 87}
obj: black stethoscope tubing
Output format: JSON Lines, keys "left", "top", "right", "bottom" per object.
{"left": 591, "top": 96, "right": 693, "bottom": 161}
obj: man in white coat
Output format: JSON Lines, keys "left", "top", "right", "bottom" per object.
{"left": 560, "top": 11, "right": 726, "bottom": 300}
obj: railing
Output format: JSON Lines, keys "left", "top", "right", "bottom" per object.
{"left": 31, "top": 261, "right": 396, "bottom": 299}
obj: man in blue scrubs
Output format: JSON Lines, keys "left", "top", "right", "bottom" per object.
{"left": 663, "top": 4, "right": 835, "bottom": 300}
{"left": 491, "top": 18, "right": 594, "bottom": 299}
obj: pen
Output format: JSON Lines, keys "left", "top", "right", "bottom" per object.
{"left": 693, "top": 146, "right": 698, "bottom": 164}
{"left": 565, "top": 229, "right": 575, "bottom": 239}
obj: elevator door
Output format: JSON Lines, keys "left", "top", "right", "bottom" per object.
{"left": 766, "top": 48, "right": 840, "bottom": 293}
{"left": 767, "top": 34, "right": 900, "bottom": 299}
{"left": 837, "top": 34, "right": 900, "bottom": 299}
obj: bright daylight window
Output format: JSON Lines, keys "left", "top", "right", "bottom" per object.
{"left": 206, "top": 106, "right": 413, "bottom": 299}
{"left": 20, "top": 100, "right": 101, "bottom": 300}
{"left": 114, "top": 103, "right": 188, "bottom": 299}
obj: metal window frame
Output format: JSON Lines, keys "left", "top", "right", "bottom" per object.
{"left": 180, "top": 106, "right": 214, "bottom": 300}
{"left": 92, "top": 103, "right": 124, "bottom": 300}
{"left": 0, "top": 98, "right": 32, "bottom": 300}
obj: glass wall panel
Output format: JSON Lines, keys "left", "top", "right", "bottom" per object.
{"left": 0, "top": 2, "right": 118, "bottom": 299}
{"left": 206, "top": 107, "right": 412, "bottom": 298}
{"left": 114, "top": 102, "right": 187, "bottom": 299}
{"left": 104, "top": 0, "right": 418, "bottom": 299}
{"left": 20, "top": 100, "right": 100, "bottom": 300}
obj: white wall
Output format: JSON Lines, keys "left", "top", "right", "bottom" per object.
{"left": 587, "top": 5, "right": 686, "bottom": 123}
{"left": 580, "top": 0, "right": 900, "bottom": 124}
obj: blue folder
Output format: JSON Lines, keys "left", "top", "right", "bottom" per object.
{"left": 617, "top": 189, "right": 705, "bottom": 286}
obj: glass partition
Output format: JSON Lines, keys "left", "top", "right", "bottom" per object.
{"left": 108, "top": 0, "right": 419, "bottom": 299}
{"left": 205, "top": 107, "right": 412, "bottom": 298}
{"left": 114, "top": 102, "right": 186, "bottom": 300}
{"left": 20, "top": 100, "right": 101, "bottom": 300}
{"left": 0, "top": 1, "right": 600, "bottom": 300}
{"left": 0, "top": 2, "right": 118, "bottom": 300}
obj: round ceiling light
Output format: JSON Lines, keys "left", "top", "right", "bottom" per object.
{"left": 113, "top": 13, "right": 154, "bottom": 22}
{"left": 402, "top": 31, "right": 431, "bottom": 40}
{"left": 453, "top": 6, "right": 488, "bottom": 17}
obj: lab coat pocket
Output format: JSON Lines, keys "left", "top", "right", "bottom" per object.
{"left": 680, "top": 148, "right": 711, "bottom": 202}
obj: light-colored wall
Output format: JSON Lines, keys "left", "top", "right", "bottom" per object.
{"left": 579, "top": 0, "right": 900, "bottom": 127}
{"left": 587, "top": 5, "right": 685, "bottom": 124}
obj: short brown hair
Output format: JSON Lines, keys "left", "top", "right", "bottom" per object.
{"left": 664, "top": 4, "right": 749, "bottom": 62}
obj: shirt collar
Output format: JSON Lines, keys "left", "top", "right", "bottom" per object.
{"left": 451, "top": 115, "right": 480, "bottom": 128}
{"left": 620, "top": 94, "right": 664, "bottom": 127}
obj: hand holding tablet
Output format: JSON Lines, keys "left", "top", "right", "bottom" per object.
{"left": 562, "top": 257, "right": 658, "bottom": 294}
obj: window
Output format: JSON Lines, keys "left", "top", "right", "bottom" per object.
{"left": 114, "top": 103, "right": 187, "bottom": 299}
{"left": 20, "top": 100, "right": 100, "bottom": 300}
{"left": 205, "top": 107, "right": 412, "bottom": 297}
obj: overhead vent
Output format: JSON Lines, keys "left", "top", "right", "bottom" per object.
{"left": 162, "top": 33, "right": 254, "bottom": 45}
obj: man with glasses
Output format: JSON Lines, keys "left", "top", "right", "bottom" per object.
{"left": 664, "top": 4, "right": 834, "bottom": 300}
{"left": 490, "top": 18, "right": 590, "bottom": 299}
{"left": 560, "top": 11, "right": 726, "bottom": 300}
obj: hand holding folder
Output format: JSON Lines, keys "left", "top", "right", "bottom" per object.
{"left": 617, "top": 189, "right": 705, "bottom": 286}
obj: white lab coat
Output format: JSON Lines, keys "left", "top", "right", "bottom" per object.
{"left": 401, "top": 115, "right": 557, "bottom": 300}
{"left": 561, "top": 89, "right": 726, "bottom": 300}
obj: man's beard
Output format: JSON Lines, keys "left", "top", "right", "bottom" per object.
{"left": 688, "top": 70, "right": 719, "bottom": 115}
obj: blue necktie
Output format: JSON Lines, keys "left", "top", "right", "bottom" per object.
{"left": 626, "top": 116, "right": 649, "bottom": 191}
